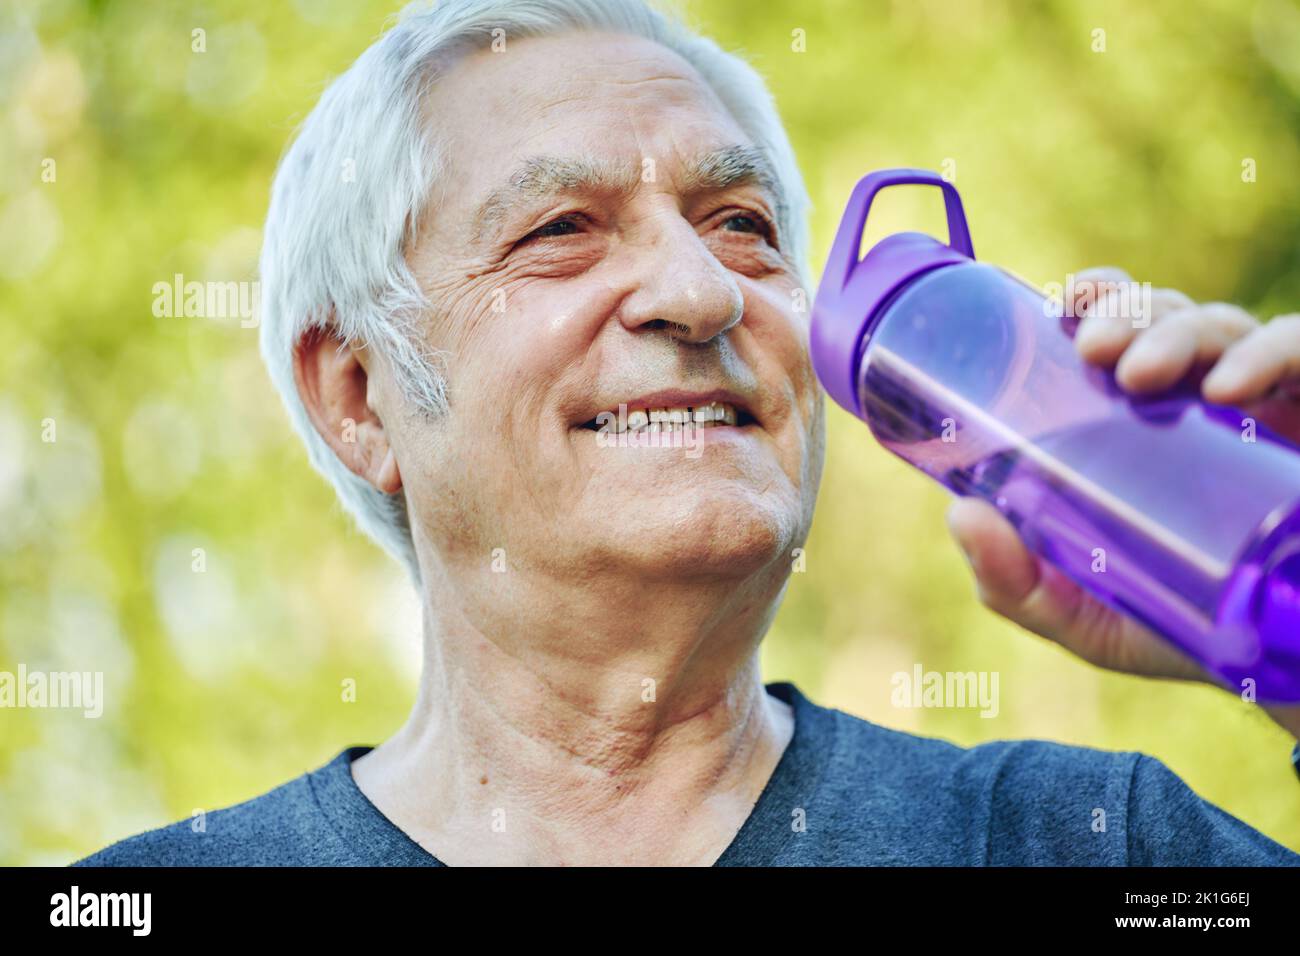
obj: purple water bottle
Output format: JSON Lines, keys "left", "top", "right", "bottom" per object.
{"left": 811, "top": 168, "right": 1300, "bottom": 702}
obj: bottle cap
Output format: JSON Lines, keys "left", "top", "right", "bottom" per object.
{"left": 811, "top": 168, "right": 976, "bottom": 417}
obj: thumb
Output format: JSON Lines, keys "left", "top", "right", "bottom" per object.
{"left": 945, "top": 497, "right": 1208, "bottom": 681}
{"left": 945, "top": 496, "right": 1084, "bottom": 642}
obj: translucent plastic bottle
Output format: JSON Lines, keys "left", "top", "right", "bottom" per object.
{"left": 811, "top": 168, "right": 1300, "bottom": 702}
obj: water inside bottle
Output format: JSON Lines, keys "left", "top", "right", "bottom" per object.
{"left": 862, "top": 352, "right": 1300, "bottom": 694}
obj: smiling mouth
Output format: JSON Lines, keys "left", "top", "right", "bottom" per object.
{"left": 579, "top": 402, "right": 755, "bottom": 434}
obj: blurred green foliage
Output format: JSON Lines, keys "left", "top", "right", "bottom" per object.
{"left": 1, "top": 0, "right": 1298, "bottom": 864}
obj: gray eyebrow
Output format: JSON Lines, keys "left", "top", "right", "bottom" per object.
{"left": 682, "top": 144, "right": 782, "bottom": 206}
{"left": 471, "top": 144, "right": 786, "bottom": 242}
{"left": 473, "top": 155, "right": 639, "bottom": 242}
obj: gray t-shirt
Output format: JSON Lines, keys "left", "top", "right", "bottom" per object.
{"left": 75, "top": 682, "right": 1300, "bottom": 866}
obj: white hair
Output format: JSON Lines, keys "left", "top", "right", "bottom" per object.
{"left": 258, "top": 0, "right": 811, "bottom": 580}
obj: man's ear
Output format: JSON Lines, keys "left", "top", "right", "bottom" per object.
{"left": 293, "top": 325, "right": 403, "bottom": 495}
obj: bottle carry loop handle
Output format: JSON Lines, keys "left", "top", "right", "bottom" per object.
{"left": 825, "top": 168, "right": 975, "bottom": 291}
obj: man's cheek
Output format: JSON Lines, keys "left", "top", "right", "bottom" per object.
{"left": 423, "top": 268, "right": 536, "bottom": 358}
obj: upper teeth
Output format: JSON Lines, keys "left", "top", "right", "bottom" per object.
{"left": 601, "top": 402, "right": 738, "bottom": 433}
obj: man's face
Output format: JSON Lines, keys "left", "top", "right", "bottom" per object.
{"left": 389, "top": 30, "right": 824, "bottom": 583}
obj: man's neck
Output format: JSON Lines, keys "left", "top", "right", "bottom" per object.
{"left": 351, "top": 563, "right": 795, "bottom": 865}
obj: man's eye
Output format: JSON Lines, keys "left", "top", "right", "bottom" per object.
{"left": 525, "top": 216, "right": 582, "bottom": 241}
{"left": 720, "top": 213, "right": 772, "bottom": 238}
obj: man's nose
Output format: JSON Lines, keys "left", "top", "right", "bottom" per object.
{"left": 617, "top": 217, "right": 744, "bottom": 344}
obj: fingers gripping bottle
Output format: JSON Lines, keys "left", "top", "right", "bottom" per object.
{"left": 810, "top": 168, "right": 1300, "bottom": 702}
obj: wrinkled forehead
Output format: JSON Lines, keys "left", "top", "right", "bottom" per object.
{"left": 429, "top": 30, "right": 738, "bottom": 138}
{"left": 421, "top": 31, "right": 763, "bottom": 219}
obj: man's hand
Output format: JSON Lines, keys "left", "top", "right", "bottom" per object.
{"left": 945, "top": 267, "right": 1300, "bottom": 735}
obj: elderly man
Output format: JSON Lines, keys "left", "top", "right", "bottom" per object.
{"left": 80, "top": 0, "right": 1299, "bottom": 866}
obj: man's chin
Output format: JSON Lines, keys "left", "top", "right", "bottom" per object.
{"left": 581, "top": 493, "right": 799, "bottom": 583}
